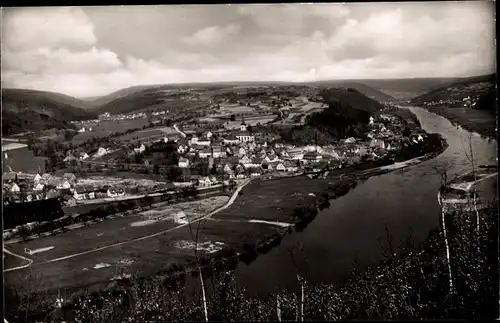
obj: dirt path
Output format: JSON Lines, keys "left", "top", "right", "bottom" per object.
{"left": 173, "top": 124, "right": 186, "bottom": 138}
{"left": 3, "top": 248, "right": 33, "bottom": 272}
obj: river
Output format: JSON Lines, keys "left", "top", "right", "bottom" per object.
{"left": 233, "top": 106, "right": 497, "bottom": 298}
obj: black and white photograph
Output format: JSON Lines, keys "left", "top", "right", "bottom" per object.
{"left": 1, "top": 2, "right": 498, "bottom": 321}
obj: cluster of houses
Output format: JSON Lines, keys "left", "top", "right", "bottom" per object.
{"left": 420, "top": 95, "right": 479, "bottom": 108}
{"left": 2, "top": 170, "right": 166, "bottom": 205}
{"left": 170, "top": 113, "right": 427, "bottom": 185}
{"left": 71, "top": 111, "right": 150, "bottom": 130}
{"left": 3, "top": 172, "right": 76, "bottom": 203}
{"left": 57, "top": 111, "right": 429, "bottom": 192}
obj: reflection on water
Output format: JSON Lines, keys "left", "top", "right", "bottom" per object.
{"left": 235, "top": 106, "right": 497, "bottom": 297}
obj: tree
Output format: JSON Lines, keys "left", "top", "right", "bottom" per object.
{"left": 17, "top": 225, "right": 31, "bottom": 241}
{"left": 433, "top": 161, "right": 454, "bottom": 295}
{"left": 460, "top": 132, "right": 480, "bottom": 235}
{"left": 185, "top": 207, "right": 209, "bottom": 321}
{"left": 230, "top": 114, "right": 236, "bottom": 121}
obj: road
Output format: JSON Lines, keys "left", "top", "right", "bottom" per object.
{"left": 3, "top": 247, "right": 34, "bottom": 272}
{"left": 3, "top": 178, "right": 252, "bottom": 271}
{"left": 173, "top": 124, "right": 187, "bottom": 138}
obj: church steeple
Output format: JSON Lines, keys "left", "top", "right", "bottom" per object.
{"left": 240, "top": 116, "right": 247, "bottom": 131}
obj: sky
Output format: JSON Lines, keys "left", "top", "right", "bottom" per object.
{"left": 1, "top": 2, "right": 496, "bottom": 98}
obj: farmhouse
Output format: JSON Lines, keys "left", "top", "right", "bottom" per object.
{"left": 223, "top": 134, "right": 240, "bottom": 145}
{"left": 197, "top": 140, "right": 211, "bottom": 146}
{"left": 211, "top": 146, "right": 226, "bottom": 158}
{"left": 10, "top": 183, "right": 20, "bottom": 193}
{"left": 134, "top": 144, "right": 146, "bottom": 154}
{"left": 224, "top": 163, "right": 233, "bottom": 173}
{"left": 284, "top": 161, "right": 299, "bottom": 172}
{"left": 199, "top": 148, "right": 212, "bottom": 158}
{"left": 370, "top": 138, "right": 386, "bottom": 149}
{"left": 107, "top": 188, "right": 118, "bottom": 198}
{"left": 178, "top": 157, "right": 190, "bottom": 168}
{"left": 303, "top": 151, "right": 322, "bottom": 163}
{"left": 276, "top": 162, "right": 286, "bottom": 171}
{"left": 33, "top": 174, "right": 42, "bottom": 183}
{"left": 239, "top": 155, "right": 252, "bottom": 165}
{"left": 189, "top": 135, "right": 199, "bottom": 145}
{"left": 56, "top": 180, "right": 71, "bottom": 190}
{"left": 287, "top": 148, "right": 304, "bottom": 160}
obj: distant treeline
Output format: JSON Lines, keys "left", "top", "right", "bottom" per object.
{"left": 3, "top": 198, "right": 64, "bottom": 230}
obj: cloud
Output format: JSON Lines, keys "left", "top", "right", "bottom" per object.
{"left": 1, "top": 3, "right": 495, "bottom": 98}
{"left": 2, "top": 7, "right": 96, "bottom": 51}
{"left": 184, "top": 24, "right": 241, "bottom": 46}
{"left": 3, "top": 47, "right": 123, "bottom": 75}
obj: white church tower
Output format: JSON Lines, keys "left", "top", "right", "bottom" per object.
{"left": 240, "top": 117, "right": 247, "bottom": 132}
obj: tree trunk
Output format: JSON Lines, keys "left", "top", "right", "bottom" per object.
{"left": 277, "top": 295, "right": 282, "bottom": 322}
{"left": 300, "top": 280, "right": 305, "bottom": 322}
{"left": 438, "top": 191, "right": 454, "bottom": 294}
{"left": 199, "top": 266, "right": 208, "bottom": 322}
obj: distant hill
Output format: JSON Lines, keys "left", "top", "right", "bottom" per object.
{"left": 83, "top": 85, "right": 167, "bottom": 108}
{"left": 410, "top": 74, "right": 496, "bottom": 107}
{"left": 309, "top": 75, "right": 495, "bottom": 101}
{"left": 1, "top": 89, "right": 98, "bottom": 136}
{"left": 95, "top": 86, "right": 185, "bottom": 115}
{"left": 277, "top": 88, "right": 385, "bottom": 145}
{"left": 305, "top": 80, "right": 395, "bottom": 102}
{"left": 319, "top": 87, "right": 386, "bottom": 114}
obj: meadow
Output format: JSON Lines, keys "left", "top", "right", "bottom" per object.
{"left": 71, "top": 119, "right": 150, "bottom": 144}
{"left": 4, "top": 196, "right": 281, "bottom": 293}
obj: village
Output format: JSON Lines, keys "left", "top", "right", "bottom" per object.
{"left": 2, "top": 111, "right": 427, "bottom": 207}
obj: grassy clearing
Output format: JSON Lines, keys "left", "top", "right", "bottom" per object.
{"left": 76, "top": 175, "right": 167, "bottom": 188}
{"left": 71, "top": 119, "right": 150, "bottom": 144}
{"left": 116, "top": 129, "right": 166, "bottom": 142}
{"left": 2, "top": 147, "right": 47, "bottom": 174}
{"left": 115, "top": 126, "right": 177, "bottom": 142}
{"left": 214, "top": 176, "right": 338, "bottom": 222}
{"left": 5, "top": 215, "right": 280, "bottom": 293}
{"left": 7, "top": 196, "right": 229, "bottom": 264}
{"left": 74, "top": 171, "right": 167, "bottom": 182}
{"left": 224, "top": 116, "right": 275, "bottom": 129}
{"left": 218, "top": 105, "right": 256, "bottom": 114}
{"left": 3, "top": 253, "right": 29, "bottom": 269}
{"left": 299, "top": 102, "right": 325, "bottom": 113}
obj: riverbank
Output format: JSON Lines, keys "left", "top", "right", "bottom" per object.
{"left": 420, "top": 105, "right": 496, "bottom": 139}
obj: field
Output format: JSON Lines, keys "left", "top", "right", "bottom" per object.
{"left": 71, "top": 119, "right": 150, "bottom": 144}
{"left": 4, "top": 253, "right": 29, "bottom": 270}
{"left": 4, "top": 193, "right": 282, "bottom": 293}
{"left": 428, "top": 106, "right": 496, "bottom": 138}
{"left": 116, "top": 126, "right": 178, "bottom": 143}
{"left": 76, "top": 175, "right": 167, "bottom": 187}
{"left": 223, "top": 115, "right": 276, "bottom": 129}
{"left": 214, "top": 175, "right": 342, "bottom": 222}
{"left": 2, "top": 146, "right": 48, "bottom": 174}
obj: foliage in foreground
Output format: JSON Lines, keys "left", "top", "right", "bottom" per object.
{"left": 5, "top": 203, "right": 497, "bottom": 322}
